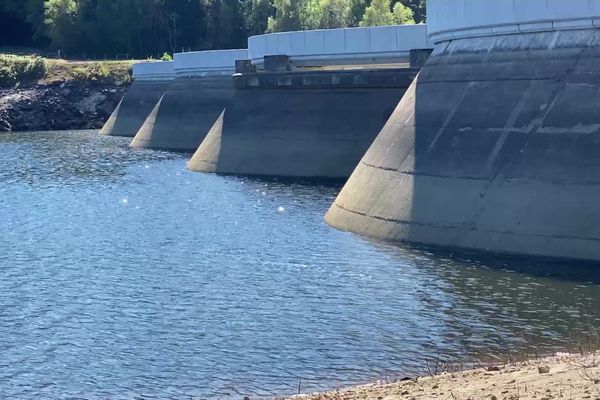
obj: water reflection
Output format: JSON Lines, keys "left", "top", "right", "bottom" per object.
{"left": 0, "top": 130, "right": 598, "bottom": 399}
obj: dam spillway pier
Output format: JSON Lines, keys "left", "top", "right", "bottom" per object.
{"left": 187, "top": 64, "right": 418, "bottom": 179}
{"left": 326, "top": 0, "right": 600, "bottom": 262}
{"left": 129, "top": 49, "right": 247, "bottom": 152}
{"left": 188, "top": 25, "right": 432, "bottom": 179}
{"left": 100, "top": 61, "right": 174, "bottom": 137}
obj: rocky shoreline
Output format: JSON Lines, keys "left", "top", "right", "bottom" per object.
{"left": 283, "top": 352, "right": 600, "bottom": 400}
{"left": 0, "top": 81, "right": 127, "bottom": 132}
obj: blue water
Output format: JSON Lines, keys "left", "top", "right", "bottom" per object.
{"left": 0, "top": 130, "right": 599, "bottom": 399}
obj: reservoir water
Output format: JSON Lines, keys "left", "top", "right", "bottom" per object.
{"left": 0, "top": 130, "right": 599, "bottom": 399}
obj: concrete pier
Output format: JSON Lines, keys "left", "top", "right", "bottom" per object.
{"left": 130, "top": 49, "right": 247, "bottom": 151}
{"left": 100, "top": 61, "right": 174, "bottom": 137}
{"left": 187, "top": 67, "right": 416, "bottom": 178}
{"left": 188, "top": 25, "right": 430, "bottom": 179}
{"left": 326, "top": 0, "right": 600, "bottom": 262}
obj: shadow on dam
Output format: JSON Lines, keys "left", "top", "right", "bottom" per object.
{"left": 188, "top": 69, "right": 416, "bottom": 179}
{"left": 326, "top": 30, "right": 600, "bottom": 263}
{"left": 100, "top": 81, "right": 170, "bottom": 138}
{"left": 130, "top": 76, "right": 233, "bottom": 151}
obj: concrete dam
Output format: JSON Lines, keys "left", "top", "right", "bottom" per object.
{"left": 102, "top": 25, "right": 432, "bottom": 177}
{"left": 326, "top": 0, "right": 600, "bottom": 262}
{"left": 100, "top": 61, "right": 174, "bottom": 137}
{"left": 188, "top": 25, "right": 430, "bottom": 178}
{"left": 130, "top": 49, "right": 247, "bottom": 151}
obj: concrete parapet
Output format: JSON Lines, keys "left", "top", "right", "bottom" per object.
{"left": 325, "top": 29, "right": 600, "bottom": 262}
{"left": 133, "top": 61, "right": 175, "bottom": 81}
{"left": 248, "top": 25, "right": 432, "bottom": 68}
{"left": 174, "top": 49, "right": 248, "bottom": 77}
{"left": 100, "top": 61, "right": 174, "bottom": 137}
{"left": 427, "top": 0, "right": 600, "bottom": 44}
{"left": 187, "top": 68, "right": 416, "bottom": 178}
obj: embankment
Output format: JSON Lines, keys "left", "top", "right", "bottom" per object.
{"left": 0, "top": 81, "right": 126, "bottom": 132}
{"left": 0, "top": 56, "right": 131, "bottom": 132}
{"left": 280, "top": 352, "right": 600, "bottom": 400}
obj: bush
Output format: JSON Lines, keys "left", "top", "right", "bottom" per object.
{"left": 69, "top": 61, "right": 132, "bottom": 85}
{"left": 0, "top": 55, "right": 47, "bottom": 87}
{"left": 0, "top": 66, "right": 17, "bottom": 86}
{"left": 160, "top": 52, "right": 173, "bottom": 61}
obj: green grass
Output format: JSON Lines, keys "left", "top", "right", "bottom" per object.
{"left": 0, "top": 54, "right": 134, "bottom": 87}
{"left": 44, "top": 59, "right": 133, "bottom": 85}
{"left": 0, "top": 54, "right": 46, "bottom": 87}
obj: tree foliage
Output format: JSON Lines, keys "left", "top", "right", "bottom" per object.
{"left": 359, "top": 0, "right": 414, "bottom": 27}
{"left": 0, "top": 0, "right": 426, "bottom": 58}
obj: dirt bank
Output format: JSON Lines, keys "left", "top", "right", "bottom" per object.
{"left": 283, "top": 352, "right": 600, "bottom": 400}
{"left": 0, "top": 81, "right": 127, "bottom": 132}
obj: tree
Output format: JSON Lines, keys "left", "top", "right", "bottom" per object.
{"left": 349, "top": 0, "right": 368, "bottom": 26}
{"left": 359, "top": 0, "right": 414, "bottom": 27}
{"left": 245, "top": 0, "right": 275, "bottom": 36}
{"left": 44, "top": 0, "right": 81, "bottom": 53}
{"left": 359, "top": 0, "right": 393, "bottom": 26}
{"left": 392, "top": 1, "right": 415, "bottom": 25}
{"left": 314, "top": 0, "right": 352, "bottom": 29}
{"left": 397, "top": 0, "right": 425, "bottom": 23}
{"left": 218, "top": 0, "right": 246, "bottom": 48}
{"left": 267, "top": 0, "right": 304, "bottom": 32}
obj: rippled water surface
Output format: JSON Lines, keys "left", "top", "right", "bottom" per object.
{"left": 1, "top": 130, "right": 600, "bottom": 399}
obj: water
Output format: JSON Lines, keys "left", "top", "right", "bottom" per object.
{"left": 0, "top": 130, "right": 599, "bottom": 399}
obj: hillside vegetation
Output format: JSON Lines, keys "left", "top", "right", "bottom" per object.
{"left": 0, "top": 54, "right": 133, "bottom": 88}
{"left": 1, "top": 0, "right": 425, "bottom": 60}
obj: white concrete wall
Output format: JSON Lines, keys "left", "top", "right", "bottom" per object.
{"left": 248, "top": 24, "right": 432, "bottom": 66}
{"left": 428, "top": 0, "right": 600, "bottom": 43}
{"left": 174, "top": 49, "right": 248, "bottom": 77}
{"left": 132, "top": 61, "right": 175, "bottom": 82}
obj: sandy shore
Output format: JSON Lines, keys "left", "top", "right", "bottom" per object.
{"left": 283, "top": 352, "right": 600, "bottom": 400}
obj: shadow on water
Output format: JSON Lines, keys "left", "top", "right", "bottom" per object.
{"left": 366, "top": 238, "right": 600, "bottom": 285}
{"left": 362, "top": 237, "right": 600, "bottom": 362}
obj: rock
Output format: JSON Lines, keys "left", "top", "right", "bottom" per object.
{"left": 538, "top": 366, "right": 550, "bottom": 374}
{"left": 96, "top": 100, "right": 115, "bottom": 117}
{"left": 0, "top": 81, "right": 124, "bottom": 131}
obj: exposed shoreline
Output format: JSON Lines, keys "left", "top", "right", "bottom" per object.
{"left": 281, "top": 352, "right": 600, "bottom": 400}
{"left": 0, "top": 56, "right": 131, "bottom": 132}
{"left": 0, "top": 81, "right": 126, "bottom": 132}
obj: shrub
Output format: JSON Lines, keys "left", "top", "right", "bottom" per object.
{"left": 70, "top": 61, "right": 132, "bottom": 85}
{"left": 0, "top": 55, "right": 47, "bottom": 87}
{"left": 0, "top": 66, "right": 17, "bottom": 86}
{"left": 160, "top": 52, "right": 173, "bottom": 61}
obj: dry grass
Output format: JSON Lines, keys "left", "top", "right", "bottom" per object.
{"left": 0, "top": 54, "right": 134, "bottom": 87}
{"left": 43, "top": 59, "right": 133, "bottom": 85}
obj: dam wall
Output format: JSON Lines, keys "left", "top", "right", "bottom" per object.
{"left": 248, "top": 24, "right": 432, "bottom": 68}
{"left": 188, "top": 25, "right": 431, "bottom": 179}
{"left": 325, "top": 0, "right": 600, "bottom": 261}
{"left": 130, "top": 49, "right": 247, "bottom": 151}
{"left": 187, "top": 68, "right": 416, "bottom": 179}
{"left": 100, "top": 61, "right": 174, "bottom": 137}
